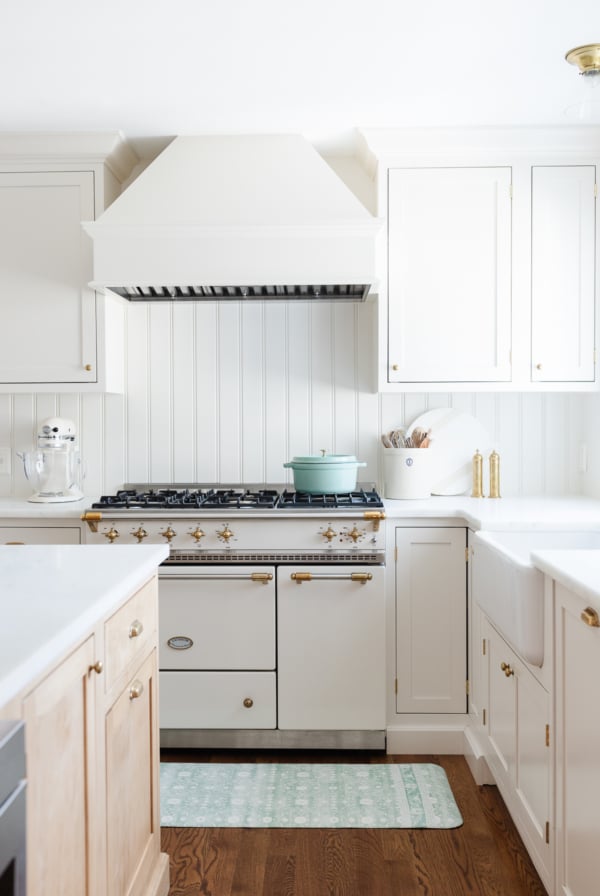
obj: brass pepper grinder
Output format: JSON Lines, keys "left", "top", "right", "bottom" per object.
{"left": 471, "top": 449, "right": 484, "bottom": 498}
{"left": 489, "top": 450, "right": 501, "bottom": 499}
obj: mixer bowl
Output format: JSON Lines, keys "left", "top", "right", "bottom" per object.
{"left": 19, "top": 447, "right": 84, "bottom": 502}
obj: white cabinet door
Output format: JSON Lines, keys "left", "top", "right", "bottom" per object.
{"left": 0, "top": 171, "right": 98, "bottom": 385}
{"left": 531, "top": 165, "right": 596, "bottom": 383}
{"left": 395, "top": 527, "right": 467, "bottom": 713}
{"left": 277, "top": 565, "right": 385, "bottom": 730}
{"left": 483, "top": 618, "right": 553, "bottom": 891}
{"left": 387, "top": 167, "right": 512, "bottom": 384}
{"left": 555, "top": 583, "right": 600, "bottom": 896}
{"left": 0, "top": 526, "right": 81, "bottom": 544}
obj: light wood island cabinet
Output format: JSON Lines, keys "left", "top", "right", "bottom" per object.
{"left": 0, "top": 545, "right": 168, "bottom": 896}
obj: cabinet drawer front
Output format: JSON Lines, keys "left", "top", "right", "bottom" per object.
{"left": 0, "top": 526, "right": 80, "bottom": 545}
{"left": 160, "top": 671, "right": 276, "bottom": 729}
{"left": 104, "top": 579, "right": 158, "bottom": 690}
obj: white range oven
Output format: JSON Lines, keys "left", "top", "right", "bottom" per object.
{"left": 82, "top": 485, "right": 387, "bottom": 750}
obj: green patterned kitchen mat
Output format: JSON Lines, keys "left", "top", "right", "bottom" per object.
{"left": 159, "top": 762, "right": 463, "bottom": 829}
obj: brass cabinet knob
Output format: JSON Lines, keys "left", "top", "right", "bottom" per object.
{"left": 323, "top": 526, "right": 337, "bottom": 542}
{"left": 129, "top": 619, "right": 144, "bottom": 639}
{"left": 129, "top": 680, "right": 144, "bottom": 700}
{"left": 500, "top": 662, "right": 514, "bottom": 677}
{"left": 217, "top": 525, "right": 234, "bottom": 542}
{"left": 189, "top": 526, "right": 205, "bottom": 543}
{"left": 89, "top": 660, "right": 103, "bottom": 675}
{"left": 535, "top": 363, "right": 542, "bottom": 370}
{"left": 104, "top": 527, "right": 119, "bottom": 543}
{"left": 160, "top": 525, "right": 177, "bottom": 542}
{"left": 84, "top": 364, "right": 92, "bottom": 371}
{"left": 243, "top": 697, "right": 254, "bottom": 708}
{"left": 131, "top": 526, "right": 148, "bottom": 543}
{"left": 581, "top": 606, "right": 600, "bottom": 627}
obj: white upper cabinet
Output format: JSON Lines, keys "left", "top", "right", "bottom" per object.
{"left": 388, "top": 167, "right": 512, "bottom": 385}
{"left": 0, "top": 134, "right": 137, "bottom": 392}
{"left": 361, "top": 128, "right": 599, "bottom": 392}
{"left": 531, "top": 165, "right": 596, "bottom": 383}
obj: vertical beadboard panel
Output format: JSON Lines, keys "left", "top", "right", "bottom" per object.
{"left": 332, "top": 304, "right": 358, "bottom": 454}
{"left": 544, "top": 394, "right": 570, "bottom": 495}
{"left": 217, "top": 304, "right": 242, "bottom": 482}
{"left": 521, "top": 393, "right": 545, "bottom": 494}
{"left": 81, "top": 394, "right": 104, "bottom": 497}
{"left": 172, "top": 305, "right": 196, "bottom": 482}
{"left": 287, "top": 303, "right": 311, "bottom": 478}
{"left": 496, "top": 393, "right": 522, "bottom": 497}
{"left": 103, "top": 393, "right": 125, "bottom": 494}
{"left": 126, "top": 303, "right": 151, "bottom": 484}
{"left": 356, "top": 303, "right": 380, "bottom": 484}
{"left": 310, "top": 304, "right": 334, "bottom": 453}
{"left": 12, "top": 394, "right": 36, "bottom": 497}
{"left": 195, "top": 304, "right": 219, "bottom": 482}
{"left": 0, "top": 395, "right": 12, "bottom": 497}
{"left": 264, "top": 304, "right": 288, "bottom": 484}
{"left": 241, "top": 303, "right": 265, "bottom": 483}
{"left": 148, "top": 305, "right": 173, "bottom": 483}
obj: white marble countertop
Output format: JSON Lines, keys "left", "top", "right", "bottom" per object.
{"left": 0, "top": 544, "right": 168, "bottom": 709}
{"left": 531, "top": 549, "right": 600, "bottom": 613}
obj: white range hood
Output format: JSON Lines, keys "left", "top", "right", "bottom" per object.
{"left": 84, "top": 134, "right": 382, "bottom": 302}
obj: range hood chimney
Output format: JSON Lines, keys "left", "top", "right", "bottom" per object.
{"left": 84, "top": 134, "right": 381, "bottom": 302}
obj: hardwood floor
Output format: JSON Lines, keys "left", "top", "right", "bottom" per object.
{"left": 160, "top": 750, "right": 548, "bottom": 896}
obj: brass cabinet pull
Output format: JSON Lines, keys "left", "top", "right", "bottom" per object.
{"left": 129, "top": 619, "right": 144, "bottom": 638}
{"left": 129, "top": 680, "right": 144, "bottom": 700}
{"left": 581, "top": 607, "right": 600, "bottom": 627}
{"left": 89, "top": 660, "right": 103, "bottom": 675}
{"left": 243, "top": 697, "right": 254, "bottom": 708}
{"left": 500, "top": 662, "right": 515, "bottom": 677}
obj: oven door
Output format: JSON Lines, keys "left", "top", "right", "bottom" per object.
{"left": 158, "top": 566, "right": 276, "bottom": 730}
{"left": 277, "top": 564, "right": 386, "bottom": 731}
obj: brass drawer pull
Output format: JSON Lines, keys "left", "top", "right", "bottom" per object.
{"left": 129, "top": 619, "right": 144, "bottom": 639}
{"left": 129, "top": 680, "right": 144, "bottom": 700}
{"left": 243, "top": 697, "right": 254, "bottom": 708}
{"left": 581, "top": 607, "right": 600, "bottom": 627}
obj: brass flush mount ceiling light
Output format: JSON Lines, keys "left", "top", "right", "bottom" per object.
{"left": 565, "top": 44, "right": 600, "bottom": 121}
{"left": 565, "top": 44, "right": 600, "bottom": 76}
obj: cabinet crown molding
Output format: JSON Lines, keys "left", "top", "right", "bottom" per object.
{"left": 0, "top": 132, "right": 139, "bottom": 183}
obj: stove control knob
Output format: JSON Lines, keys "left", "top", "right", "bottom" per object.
{"left": 322, "top": 526, "right": 338, "bottom": 542}
{"left": 131, "top": 526, "right": 148, "bottom": 543}
{"left": 189, "top": 526, "right": 206, "bottom": 543}
{"left": 217, "top": 525, "right": 234, "bottom": 543}
{"left": 160, "top": 525, "right": 177, "bottom": 543}
{"left": 346, "top": 526, "right": 363, "bottom": 543}
{"left": 103, "top": 526, "right": 120, "bottom": 544}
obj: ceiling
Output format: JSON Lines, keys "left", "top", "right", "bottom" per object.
{"left": 1, "top": 0, "right": 599, "bottom": 161}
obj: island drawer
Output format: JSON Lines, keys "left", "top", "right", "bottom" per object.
{"left": 104, "top": 578, "right": 158, "bottom": 690}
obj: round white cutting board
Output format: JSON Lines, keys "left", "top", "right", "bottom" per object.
{"left": 407, "top": 408, "right": 491, "bottom": 496}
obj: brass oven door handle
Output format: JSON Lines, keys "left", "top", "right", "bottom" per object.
{"left": 160, "top": 573, "right": 273, "bottom": 583}
{"left": 291, "top": 572, "right": 373, "bottom": 584}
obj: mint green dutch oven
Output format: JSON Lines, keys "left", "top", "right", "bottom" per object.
{"left": 283, "top": 452, "right": 366, "bottom": 494}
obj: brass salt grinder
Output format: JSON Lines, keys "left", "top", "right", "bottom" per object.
{"left": 471, "top": 450, "right": 484, "bottom": 498}
{"left": 489, "top": 450, "right": 501, "bottom": 498}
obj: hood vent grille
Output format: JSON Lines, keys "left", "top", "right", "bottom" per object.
{"left": 110, "top": 284, "right": 369, "bottom": 302}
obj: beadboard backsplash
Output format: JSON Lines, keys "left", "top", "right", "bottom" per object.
{"left": 0, "top": 301, "right": 586, "bottom": 499}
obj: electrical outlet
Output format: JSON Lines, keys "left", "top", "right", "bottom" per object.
{"left": 0, "top": 447, "right": 11, "bottom": 475}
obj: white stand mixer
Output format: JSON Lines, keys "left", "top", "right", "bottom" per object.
{"left": 19, "top": 417, "right": 84, "bottom": 503}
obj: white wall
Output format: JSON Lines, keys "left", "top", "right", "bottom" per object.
{"left": 0, "top": 301, "right": 585, "bottom": 500}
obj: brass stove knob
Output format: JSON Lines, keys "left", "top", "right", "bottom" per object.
{"left": 322, "top": 526, "right": 338, "bottom": 542}
{"left": 189, "top": 526, "right": 206, "bottom": 543}
{"left": 103, "top": 526, "right": 120, "bottom": 543}
{"left": 347, "top": 526, "right": 362, "bottom": 542}
{"left": 160, "top": 525, "right": 177, "bottom": 543}
{"left": 217, "top": 525, "right": 234, "bottom": 542}
{"left": 131, "top": 526, "right": 148, "bottom": 543}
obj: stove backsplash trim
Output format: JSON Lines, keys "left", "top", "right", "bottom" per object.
{"left": 0, "top": 301, "right": 586, "bottom": 499}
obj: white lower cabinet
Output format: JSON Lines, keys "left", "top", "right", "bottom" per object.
{"left": 277, "top": 565, "right": 385, "bottom": 730}
{"left": 482, "top": 617, "right": 553, "bottom": 892}
{"left": 554, "top": 582, "right": 600, "bottom": 896}
{"left": 0, "top": 524, "right": 81, "bottom": 544}
{"left": 395, "top": 527, "right": 467, "bottom": 713}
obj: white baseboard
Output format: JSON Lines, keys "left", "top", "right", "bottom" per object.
{"left": 462, "top": 725, "right": 495, "bottom": 785}
{"left": 386, "top": 725, "right": 466, "bottom": 755}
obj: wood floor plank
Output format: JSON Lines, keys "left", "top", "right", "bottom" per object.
{"left": 160, "top": 750, "right": 549, "bottom": 896}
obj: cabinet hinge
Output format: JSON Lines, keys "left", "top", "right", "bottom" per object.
{"left": 394, "top": 678, "right": 398, "bottom": 695}
{"left": 483, "top": 708, "right": 487, "bottom": 726}
{"left": 465, "top": 679, "right": 470, "bottom": 695}
{"left": 509, "top": 183, "right": 513, "bottom": 199}
{"left": 545, "top": 724, "right": 550, "bottom": 747}
{"left": 394, "top": 546, "right": 398, "bottom": 563}
{"left": 465, "top": 546, "right": 469, "bottom": 563}
{"left": 545, "top": 821, "right": 550, "bottom": 844}
{"left": 595, "top": 182, "right": 598, "bottom": 198}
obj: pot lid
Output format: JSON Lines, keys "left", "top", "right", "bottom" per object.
{"left": 288, "top": 453, "right": 358, "bottom": 464}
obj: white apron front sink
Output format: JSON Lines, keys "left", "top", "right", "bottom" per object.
{"left": 471, "top": 530, "right": 600, "bottom": 666}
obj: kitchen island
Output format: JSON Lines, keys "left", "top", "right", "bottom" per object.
{"left": 0, "top": 544, "right": 169, "bottom": 896}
